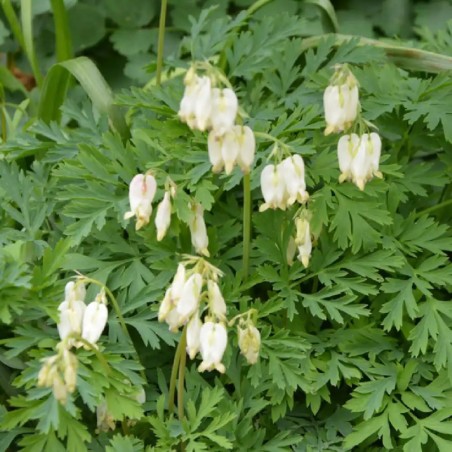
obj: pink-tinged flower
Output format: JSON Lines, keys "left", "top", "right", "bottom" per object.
{"left": 124, "top": 174, "right": 157, "bottom": 230}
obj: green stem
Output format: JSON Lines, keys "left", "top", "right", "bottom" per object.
{"left": 415, "top": 199, "right": 452, "bottom": 219}
{"left": 242, "top": 173, "right": 252, "bottom": 281}
{"left": 168, "top": 335, "right": 182, "bottom": 413}
{"left": 177, "top": 327, "right": 187, "bottom": 421}
{"left": 156, "top": 0, "right": 167, "bottom": 86}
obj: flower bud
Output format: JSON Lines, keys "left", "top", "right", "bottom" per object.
{"left": 295, "top": 218, "right": 312, "bottom": 268}
{"left": 198, "top": 322, "right": 228, "bottom": 373}
{"left": 189, "top": 204, "right": 210, "bottom": 257}
{"left": 208, "top": 281, "right": 227, "bottom": 320}
{"left": 238, "top": 325, "right": 261, "bottom": 365}
{"left": 64, "top": 281, "right": 86, "bottom": 303}
{"left": 155, "top": 191, "right": 172, "bottom": 241}
{"left": 124, "top": 174, "right": 157, "bottom": 230}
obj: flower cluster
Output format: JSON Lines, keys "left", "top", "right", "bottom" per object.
{"left": 260, "top": 154, "right": 309, "bottom": 212}
{"left": 159, "top": 257, "right": 260, "bottom": 373}
{"left": 179, "top": 65, "right": 255, "bottom": 175}
{"left": 57, "top": 281, "right": 108, "bottom": 348}
{"left": 37, "top": 342, "right": 78, "bottom": 404}
{"left": 323, "top": 64, "right": 383, "bottom": 191}
{"left": 38, "top": 279, "right": 110, "bottom": 403}
{"left": 124, "top": 173, "right": 175, "bottom": 240}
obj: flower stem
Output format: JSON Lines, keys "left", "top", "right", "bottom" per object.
{"left": 415, "top": 199, "right": 452, "bottom": 219}
{"left": 242, "top": 173, "right": 252, "bottom": 281}
{"left": 177, "top": 327, "right": 187, "bottom": 420}
{"left": 168, "top": 334, "right": 182, "bottom": 413}
{"left": 156, "top": 0, "right": 168, "bottom": 86}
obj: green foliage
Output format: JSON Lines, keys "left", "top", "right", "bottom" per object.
{"left": 1, "top": 0, "right": 452, "bottom": 451}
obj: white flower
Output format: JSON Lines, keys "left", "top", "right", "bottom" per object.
{"left": 64, "top": 281, "right": 86, "bottom": 303}
{"left": 208, "top": 280, "right": 227, "bottom": 320}
{"left": 198, "top": 322, "right": 228, "bottom": 373}
{"left": 124, "top": 174, "right": 157, "bottom": 230}
{"left": 259, "top": 164, "right": 286, "bottom": 211}
{"left": 194, "top": 76, "right": 213, "bottom": 131}
{"left": 189, "top": 204, "right": 209, "bottom": 257}
{"left": 179, "top": 73, "right": 213, "bottom": 132}
{"left": 235, "top": 125, "right": 255, "bottom": 174}
{"left": 280, "top": 154, "right": 309, "bottom": 205}
{"left": 338, "top": 133, "right": 359, "bottom": 183}
{"left": 210, "top": 88, "right": 238, "bottom": 135}
{"left": 295, "top": 218, "right": 312, "bottom": 267}
{"left": 207, "top": 125, "right": 255, "bottom": 175}
{"left": 295, "top": 218, "right": 312, "bottom": 268}
{"left": 208, "top": 131, "right": 224, "bottom": 173}
{"left": 238, "top": 325, "right": 261, "bottom": 365}
{"left": 176, "top": 273, "right": 203, "bottom": 323}
{"left": 155, "top": 191, "right": 172, "bottom": 241}
{"left": 324, "top": 75, "right": 359, "bottom": 135}
{"left": 81, "top": 292, "right": 108, "bottom": 345}
{"left": 57, "top": 299, "right": 86, "bottom": 341}
{"left": 338, "top": 132, "right": 382, "bottom": 190}
{"left": 158, "top": 264, "right": 187, "bottom": 331}
{"left": 186, "top": 314, "right": 202, "bottom": 359}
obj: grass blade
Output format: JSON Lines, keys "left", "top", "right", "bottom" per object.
{"left": 38, "top": 56, "right": 129, "bottom": 139}
{"left": 1, "top": 0, "right": 25, "bottom": 49}
{"left": 50, "top": 0, "right": 73, "bottom": 62}
{"left": 20, "top": 0, "right": 43, "bottom": 86}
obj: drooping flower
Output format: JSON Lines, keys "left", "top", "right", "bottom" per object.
{"left": 124, "top": 174, "right": 157, "bottom": 230}
{"left": 186, "top": 314, "right": 202, "bottom": 359}
{"left": 259, "top": 164, "right": 286, "bottom": 211}
{"left": 81, "top": 290, "right": 108, "bottom": 346}
{"left": 189, "top": 203, "right": 209, "bottom": 257}
{"left": 238, "top": 325, "right": 261, "bottom": 365}
{"left": 295, "top": 217, "right": 312, "bottom": 268}
{"left": 324, "top": 69, "right": 359, "bottom": 135}
{"left": 235, "top": 125, "right": 256, "bottom": 174}
{"left": 210, "top": 88, "right": 238, "bottom": 135}
{"left": 280, "top": 154, "right": 309, "bottom": 205}
{"left": 198, "top": 321, "right": 228, "bottom": 373}
{"left": 57, "top": 282, "right": 86, "bottom": 342}
{"left": 155, "top": 191, "right": 172, "bottom": 241}
{"left": 338, "top": 132, "right": 382, "bottom": 190}
{"left": 179, "top": 71, "right": 213, "bottom": 131}
{"left": 176, "top": 273, "right": 203, "bottom": 323}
